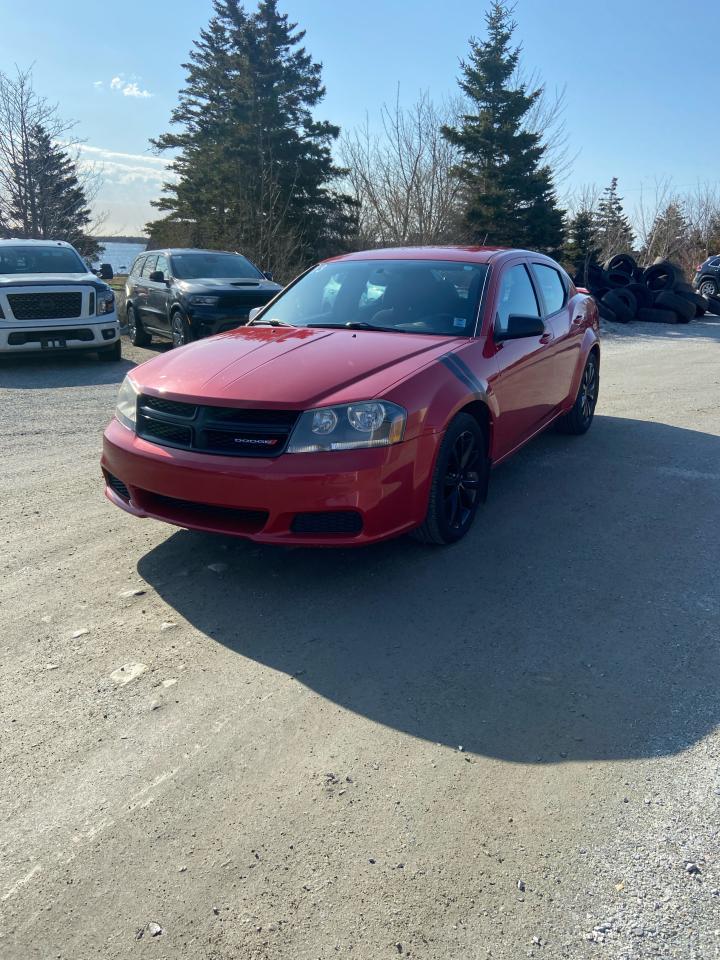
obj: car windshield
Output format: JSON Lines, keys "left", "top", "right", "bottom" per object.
{"left": 170, "top": 252, "right": 263, "bottom": 280}
{"left": 0, "top": 245, "right": 86, "bottom": 275}
{"left": 253, "top": 259, "right": 488, "bottom": 336}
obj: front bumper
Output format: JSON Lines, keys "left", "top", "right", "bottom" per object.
{"left": 101, "top": 418, "right": 438, "bottom": 546}
{"left": 0, "top": 314, "right": 120, "bottom": 353}
{"left": 188, "top": 308, "right": 255, "bottom": 338}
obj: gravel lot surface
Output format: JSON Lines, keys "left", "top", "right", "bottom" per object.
{"left": 1, "top": 318, "right": 719, "bottom": 959}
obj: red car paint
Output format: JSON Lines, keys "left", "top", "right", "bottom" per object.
{"left": 102, "top": 247, "right": 599, "bottom": 545}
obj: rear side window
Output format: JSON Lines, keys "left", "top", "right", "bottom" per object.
{"left": 495, "top": 264, "right": 540, "bottom": 335}
{"left": 532, "top": 263, "right": 566, "bottom": 315}
{"left": 141, "top": 255, "right": 158, "bottom": 278}
{"left": 709, "top": 257, "right": 720, "bottom": 267}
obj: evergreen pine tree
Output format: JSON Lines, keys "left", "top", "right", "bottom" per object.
{"left": 562, "top": 207, "right": 599, "bottom": 283}
{"left": 442, "top": 2, "right": 565, "bottom": 255}
{"left": 595, "top": 177, "right": 634, "bottom": 261}
{"left": 149, "top": 0, "right": 356, "bottom": 276}
{"left": 642, "top": 201, "right": 689, "bottom": 265}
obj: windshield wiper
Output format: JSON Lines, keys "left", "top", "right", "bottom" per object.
{"left": 250, "top": 318, "right": 295, "bottom": 327}
{"left": 307, "top": 321, "right": 407, "bottom": 333}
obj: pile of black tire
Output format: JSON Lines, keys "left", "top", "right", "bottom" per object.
{"left": 576, "top": 254, "right": 720, "bottom": 325}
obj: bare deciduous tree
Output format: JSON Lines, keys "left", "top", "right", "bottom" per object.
{"left": 340, "top": 91, "right": 463, "bottom": 248}
{"left": 0, "top": 67, "right": 103, "bottom": 256}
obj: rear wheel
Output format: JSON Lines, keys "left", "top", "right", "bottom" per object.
{"left": 412, "top": 413, "right": 487, "bottom": 545}
{"left": 699, "top": 278, "right": 718, "bottom": 298}
{"left": 127, "top": 304, "right": 151, "bottom": 347}
{"left": 557, "top": 352, "right": 599, "bottom": 435}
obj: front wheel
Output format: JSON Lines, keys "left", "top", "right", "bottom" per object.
{"left": 98, "top": 340, "right": 122, "bottom": 362}
{"left": 412, "top": 413, "right": 488, "bottom": 545}
{"left": 556, "top": 352, "right": 599, "bottom": 435}
{"left": 171, "top": 311, "right": 191, "bottom": 348}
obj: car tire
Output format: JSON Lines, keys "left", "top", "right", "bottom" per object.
{"left": 604, "top": 253, "right": 636, "bottom": 276}
{"left": 98, "top": 340, "right": 122, "bottom": 362}
{"left": 596, "top": 300, "right": 617, "bottom": 323}
{"left": 699, "top": 278, "right": 718, "bottom": 298}
{"left": 556, "top": 351, "right": 599, "bottom": 435}
{"left": 705, "top": 294, "right": 720, "bottom": 315}
{"left": 643, "top": 261, "right": 683, "bottom": 292}
{"left": 171, "top": 310, "right": 191, "bottom": 348}
{"left": 637, "top": 307, "right": 678, "bottom": 324}
{"left": 411, "top": 413, "right": 488, "bottom": 546}
{"left": 627, "top": 282, "right": 653, "bottom": 310}
{"left": 602, "top": 289, "right": 637, "bottom": 322}
{"left": 653, "top": 291, "right": 695, "bottom": 322}
{"left": 127, "top": 304, "right": 151, "bottom": 347}
{"left": 605, "top": 269, "right": 633, "bottom": 289}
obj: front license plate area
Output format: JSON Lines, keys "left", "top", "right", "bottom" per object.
{"left": 41, "top": 338, "right": 68, "bottom": 349}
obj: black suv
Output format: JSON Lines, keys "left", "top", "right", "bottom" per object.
{"left": 125, "top": 248, "right": 282, "bottom": 348}
{"left": 693, "top": 255, "right": 720, "bottom": 298}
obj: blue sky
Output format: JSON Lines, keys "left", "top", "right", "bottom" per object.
{"left": 1, "top": 0, "right": 716, "bottom": 233}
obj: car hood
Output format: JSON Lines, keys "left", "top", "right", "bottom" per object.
{"left": 131, "top": 326, "right": 461, "bottom": 408}
{"left": 0, "top": 272, "right": 111, "bottom": 291}
{"left": 176, "top": 278, "right": 282, "bottom": 295}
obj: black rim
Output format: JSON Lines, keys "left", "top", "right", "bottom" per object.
{"left": 128, "top": 308, "right": 136, "bottom": 340}
{"left": 579, "top": 358, "right": 597, "bottom": 421}
{"left": 172, "top": 316, "right": 185, "bottom": 347}
{"left": 443, "top": 430, "right": 481, "bottom": 531}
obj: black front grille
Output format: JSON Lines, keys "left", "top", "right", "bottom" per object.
{"left": 7, "top": 328, "right": 94, "bottom": 345}
{"left": 8, "top": 291, "right": 82, "bottom": 320}
{"left": 106, "top": 472, "right": 130, "bottom": 501}
{"left": 137, "top": 394, "right": 300, "bottom": 458}
{"left": 291, "top": 511, "right": 363, "bottom": 535}
{"left": 141, "top": 492, "right": 268, "bottom": 530}
{"left": 216, "top": 292, "right": 275, "bottom": 312}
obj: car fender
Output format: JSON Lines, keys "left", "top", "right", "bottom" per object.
{"left": 564, "top": 330, "right": 600, "bottom": 411}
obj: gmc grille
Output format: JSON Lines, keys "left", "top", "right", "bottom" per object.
{"left": 137, "top": 394, "right": 300, "bottom": 458}
{"left": 8, "top": 291, "right": 82, "bottom": 320}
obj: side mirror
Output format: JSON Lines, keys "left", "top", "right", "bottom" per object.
{"left": 263, "top": 270, "right": 274, "bottom": 281}
{"left": 99, "top": 263, "right": 114, "bottom": 280}
{"left": 496, "top": 314, "right": 545, "bottom": 341}
{"left": 148, "top": 270, "right": 165, "bottom": 283}
{"left": 248, "top": 306, "right": 263, "bottom": 323}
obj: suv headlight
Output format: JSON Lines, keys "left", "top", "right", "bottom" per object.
{"left": 287, "top": 401, "right": 406, "bottom": 453}
{"left": 97, "top": 289, "right": 115, "bottom": 315}
{"left": 189, "top": 295, "right": 219, "bottom": 306}
{"left": 115, "top": 376, "right": 139, "bottom": 430}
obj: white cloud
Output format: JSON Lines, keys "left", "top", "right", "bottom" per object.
{"left": 93, "top": 80, "right": 103, "bottom": 89}
{"left": 75, "top": 144, "right": 172, "bottom": 185}
{"left": 108, "top": 75, "right": 153, "bottom": 99}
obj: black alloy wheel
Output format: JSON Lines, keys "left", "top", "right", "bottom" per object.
{"left": 557, "top": 352, "right": 599, "bottom": 435}
{"left": 412, "top": 412, "right": 487, "bottom": 545}
{"left": 171, "top": 312, "right": 189, "bottom": 348}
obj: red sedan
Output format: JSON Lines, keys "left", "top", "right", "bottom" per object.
{"left": 102, "top": 247, "right": 599, "bottom": 546}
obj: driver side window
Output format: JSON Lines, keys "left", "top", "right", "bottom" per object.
{"left": 495, "top": 264, "right": 540, "bottom": 335}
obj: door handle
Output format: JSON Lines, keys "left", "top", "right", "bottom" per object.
{"left": 572, "top": 313, "right": 584, "bottom": 325}
{"left": 539, "top": 332, "right": 552, "bottom": 344}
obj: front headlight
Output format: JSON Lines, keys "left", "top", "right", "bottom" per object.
{"left": 97, "top": 290, "right": 115, "bottom": 315}
{"left": 189, "top": 295, "right": 219, "bottom": 306}
{"left": 115, "top": 376, "right": 139, "bottom": 430}
{"left": 287, "top": 401, "right": 406, "bottom": 453}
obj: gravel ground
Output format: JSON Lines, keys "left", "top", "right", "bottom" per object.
{"left": 1, "top": 318, "right": 718, "bottom": 960}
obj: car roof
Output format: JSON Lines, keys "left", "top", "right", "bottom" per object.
{"left": 0, "top": 238, "right": 76, "bottom": 248}
{"left": 140, "top": 248, "right": 247, "bottom": 257}
{"left": 321, "top": 245, "right": 551, "bottom": 266}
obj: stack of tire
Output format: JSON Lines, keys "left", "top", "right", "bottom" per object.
{"left": 577, "top": 254, "right": 720, "bottom": 325}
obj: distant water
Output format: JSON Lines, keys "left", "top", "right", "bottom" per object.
{"left": 94, "top": 241, "right": 147, "bottom": 274}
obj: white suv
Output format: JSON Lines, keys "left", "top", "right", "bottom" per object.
{"left": 0, "top": 239, "right": 121, "bottom": 360}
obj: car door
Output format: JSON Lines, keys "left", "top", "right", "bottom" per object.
{"left": 530, "top": 261, "right": 579, "bottom": 408}
{"left": 135, "top": 255, "right": 157, "bottom": 325}
{"left": 145, "top": 253, "right": 171, "bottom": 335}
{"left": 488, "top": 260, "right": 557, "bottom": 460}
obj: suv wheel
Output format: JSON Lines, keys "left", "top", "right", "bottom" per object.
{"left": 171, "top": 311, "right": 191, "bottom": 348}
{"left": 699, "top": 278, "right": 718, "bottom": 298}
{"left": 127, "top": 304, "right": 151, "bottom": 347}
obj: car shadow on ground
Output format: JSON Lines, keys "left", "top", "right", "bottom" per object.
{"left": 603, "top": 314, "right": 720, "bottom": 343}
{"left": 138, "top": 415, "right": 719, "bottom": 765}
{"left": 0, "top": 351, "right": 135, "bottom": 389}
